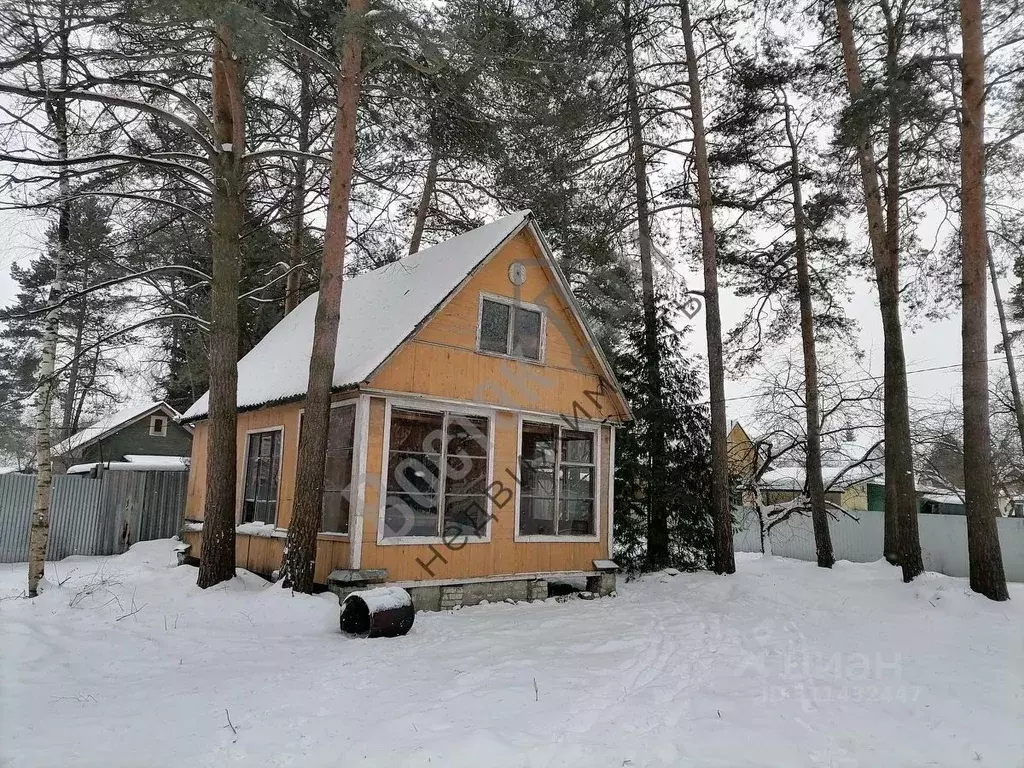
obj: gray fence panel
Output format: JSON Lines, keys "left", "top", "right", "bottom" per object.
{"left": 137, "top": 471, "right": 187, "bottom": 543}
{"left": 0, "top": 474, "right": 36, "bottom": 562}
{"left": 47, "top": 475, "right": 104, "bottom": 560}
{"left": 0, "top": 470, "right": 187, "bottom": 563}
{"left": 734, "top": 506, "right": 1024, "bottom": 582}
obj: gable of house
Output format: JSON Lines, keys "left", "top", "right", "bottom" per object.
{"left": 366, "top": 226, "right": 630, "bottom": 420}
{"left": 79, "top": 418, "right": 193, "bottom": 464}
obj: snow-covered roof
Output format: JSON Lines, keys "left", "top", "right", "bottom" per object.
{"left": 184, "top": 211, "right": 609, "bottom": 421}
{"left": 760, "top": 463, "right": 881, "bottom": 492}
{"left": 52, "top": 402, "right": 182, "bottom": 457}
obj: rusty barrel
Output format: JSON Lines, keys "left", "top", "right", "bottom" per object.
{"left": 340, "top": 586, "right": 415, "bottom": 638}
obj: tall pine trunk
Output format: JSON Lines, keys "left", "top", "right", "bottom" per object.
{"left": 680, "top": 0, "right": 733, "bottom": 574}
{"left": 989, "top": 247, "right": 1024, "bottom": 453}
{"left": 622, "top": 0, "right": 670, "bottom": 569}
{"left": 197, "top": 23, "right": 245, "bottom": 589}
{"left": 27, "top": 7, "right": 70, "bottom": 598}
{"left": 283, "top": 0, "right": 366, "bottom": 593}
{"left": 284, "top": 61, "right": 312, "bottom": 315}
{"left": 834, "top": 0, "right": 921, "bottom": 580}
{"left": 783, "top": 99, "right": 834, "bottom": 569}
{"left": 408, "top": 137, "right": 439, "bottom": 255}
{"left": 60, "top": 287, "right": 87, "bottom": 440}
{"left": 959, "top": 0, "right": 1008, "bottom": 600}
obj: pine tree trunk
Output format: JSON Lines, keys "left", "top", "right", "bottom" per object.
{"left": 284, "top": 61, "right": 312, "bottom": 315}
{"left": 880, "top": 2, "right": 923, "bottom": 580}
{"left": 408, "top": 139, "right": 440, "bottom": 255}
{"left": 622, "top": 0, "right": 670, "bottom": 570}
{"left": 283, "top": 0, "right": 366, "bottom": 594}
{"left": 27, "top": 8, "right": 71, "bottom": 598}
{"left": 197, "top": 23, "right": 245, "bottom": 590}
{"left": 834, "top": 0, "right": 921, "bottom": 578}
{"left": 989, "top": 247, "right": 1024, "bottom": 454}
{"left": 680, "top": 0, "right": 733, "bottom": 574}
{"left": 959, "top": 0, "right": 1008, "bottom": 600}
{"left": 783, "top": 99, "right": 834, "bottom": 569}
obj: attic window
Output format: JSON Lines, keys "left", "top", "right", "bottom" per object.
{"left": 149, "top": 415, "right": 167, "bottom": 437}
{"left": 478, "top": 295, "right": 543, "bottom": 361}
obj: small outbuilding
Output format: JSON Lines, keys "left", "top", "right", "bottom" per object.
{"left": 52, "top": 402, "right": 193, "bottom": 475}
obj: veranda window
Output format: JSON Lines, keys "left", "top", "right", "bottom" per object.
{"left": 519, "top": 422, "right": 595, "bottom": 537}
{"left": 383, "top": 408, "right": 490, "bottom": 539}
{"left": 242, "top": 429, "right": 282, "bottom": 525}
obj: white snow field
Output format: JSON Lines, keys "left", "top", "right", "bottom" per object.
{"left": 1, "top": 541, "right": 1021, "bottom": 768}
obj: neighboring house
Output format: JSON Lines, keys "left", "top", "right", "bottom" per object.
{"left": 726, "top": 420, "right": 880, "bottom": 510}
{"left": 52, "top": 402, "right": 193, "bottom": 474}
{"left": 180, "top": 212, "right": 631, "bottom": 607}
{"left": 756, "top": 465, "right": 878, "bottom": 511}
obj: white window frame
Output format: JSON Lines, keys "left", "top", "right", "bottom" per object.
{"left": 296, "top": 399, "right": 361, "bottom": 540}
{"left": 513, "top": 413, "right": 602, "bottom": 543}
{"left": 237, "top": 425, "right": 285, "bottom": 526}
{"left": 377, "top": 397, "right": 495, "bottom": 546}
{"left": 149, "top": 414, "right": 168, "bottom": 437}
{"left": 475, "top": 292, "right": 547, "bottom": 364}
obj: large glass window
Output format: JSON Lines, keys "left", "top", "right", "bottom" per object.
{"left": 383, "top": 408, "right": 490, "bottom": 539}
{"left": 478, "top": 296, "right": 542, "bottom": 361}
{"left": 322, "top": 406, "right": 356, "bottom": 534}
{"left": 519, "top": 422, "right": 595, "bottom": 537}
{"left": 242, "top": 430, "right": 282, "bottom": 525}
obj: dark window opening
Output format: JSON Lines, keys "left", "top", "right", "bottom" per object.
{"left": 242, "top": 430, "right": 282, "bottom": 525}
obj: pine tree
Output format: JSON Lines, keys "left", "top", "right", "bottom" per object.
{"left": 613, "top": 287, "right": 713, "bottom": 572}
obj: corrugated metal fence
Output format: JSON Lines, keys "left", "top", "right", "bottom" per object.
{"left": 734, "top": 506, "right": 1024, "bottom": 582}
{"left": 0, "top": 471, "right": 187, "bottom": 563}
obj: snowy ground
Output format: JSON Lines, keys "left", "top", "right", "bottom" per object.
{"left": 1, "top": 541, "right": 1021, "bottom": 768}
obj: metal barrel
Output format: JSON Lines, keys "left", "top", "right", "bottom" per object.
{"left": 340, "top": 586, "right": 415, "bottom": 638}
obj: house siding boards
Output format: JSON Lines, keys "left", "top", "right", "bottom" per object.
{"left": 78, "top": 418, "right": 192, "bottom": 466}
{"left": 183, "top": 223, "right": 624, "bottom": 586}
{"left": 368, "top": 232, "right": 627, "bottom": 420}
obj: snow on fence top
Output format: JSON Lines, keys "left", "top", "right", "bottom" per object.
{"left": 182, "top": 211, "right": 532, "bottom": 421}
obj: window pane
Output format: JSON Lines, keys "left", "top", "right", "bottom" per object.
{"left": 321, "top": 490, "right": 350, "bottom": 534}
{"left": 512, "top": 307, "right": 541, "bottom": 360}
{"left": 387, "top": 452, "right": 440, "bottom": 494}
{"left": 390, "top": 409, "right": 444, "bottom": 454}
{"left": 561, "top": 430, "right": 593, "bottom": 463}
{"left": 327, "top": 406, "right": 356, "bottom": 451}
{"left": 519, "top": 497, "right": 556, "bottom": 535}
{"left": 445, "top": 456, "right": 488, "bottom": 494}
{"left": 447, "top": 415, "right": 488, "bottom": 457}
{"left": 479, "top": 299, "right": 510, "bottom": 354}
{"left": 522, "top": 422, "right": 557, "bottom": 465}
{"left": 559, "top": 498, "right": 594, "bottom": 535}
{"left": 560, "top": 465, "right": 594, "bottom": 499}
{"left": 243, "top": 430, "right": 281, "bottom": 525}
{"left": 383, "top": 493, "right": 439, "bottom": 537}
{"left": 324, "top": 452, "right": 353, "bottom": 491}
{"left": 442, "top": 496, "right": 489, "bottom": 539}
{"left": 521, "top": 464, "right": 555, "bottom": 496}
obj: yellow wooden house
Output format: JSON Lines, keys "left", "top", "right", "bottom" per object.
{"left": 180, "top": 211, "right": 631, "bottom": 608}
